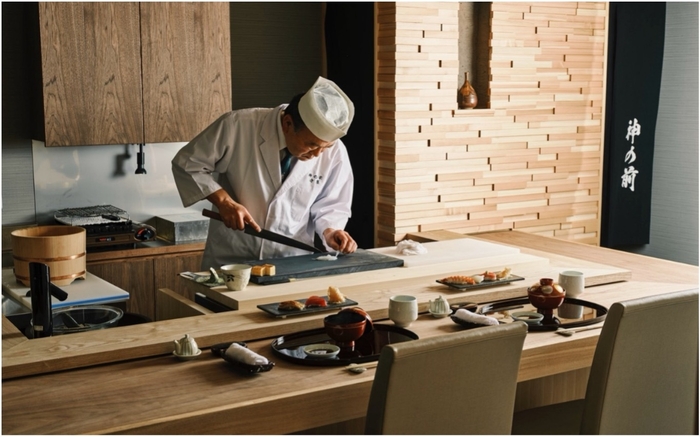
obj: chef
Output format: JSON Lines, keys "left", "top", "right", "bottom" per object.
{"left": 172, "top": 76, "right": 358, "bottom": 269}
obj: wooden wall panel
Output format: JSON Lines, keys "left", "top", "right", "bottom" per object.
{"left": 376, "top": 2, "right": 607, "bottom": 246}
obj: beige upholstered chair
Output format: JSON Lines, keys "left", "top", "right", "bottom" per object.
{"left": 512, "top": 288, "right": 699, "bottom": 435}
{"left": 364, "top": 322, "right": 528, "bottom": 435}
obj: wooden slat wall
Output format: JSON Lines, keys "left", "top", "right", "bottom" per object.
{"left": 376, "top": 2, "right": 607, "bottom": 247}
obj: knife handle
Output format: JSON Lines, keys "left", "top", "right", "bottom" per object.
{"left": 202, "top": 209, "right": 257, "bottom": 234}
{"left": 202, "top": 209, "right": 222, "bottom": 222}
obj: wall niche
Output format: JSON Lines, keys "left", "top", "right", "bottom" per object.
{"left": 458, "top": 2, "right": 491, "bottom": 109}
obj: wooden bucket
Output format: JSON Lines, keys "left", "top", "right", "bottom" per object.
{"left": 11, "top": 226, "right": 86, "bottom": 286}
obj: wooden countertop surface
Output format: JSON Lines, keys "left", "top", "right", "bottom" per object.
{"left": 3, "top": 231, "right": 697, "bottom": 434}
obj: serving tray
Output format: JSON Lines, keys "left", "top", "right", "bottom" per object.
{"left": 257, "top": 296, "right": 358, "bottom": 318}
{"left": 436, "top": 275, "right": 525, "bottom": 290}
{"left": 468, "top": 296, "right": 608, "bottom": 331}
{"left": 270, "top": 323, "right": 418, "bottom": 366}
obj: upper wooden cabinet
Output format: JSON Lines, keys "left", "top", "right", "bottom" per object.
{"left": 36, "top": 2, "right": 231, "bottom": 147}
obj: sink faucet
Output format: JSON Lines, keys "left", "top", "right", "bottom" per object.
{"left": 28, "top": 262, "right": 68, "bottom": 338}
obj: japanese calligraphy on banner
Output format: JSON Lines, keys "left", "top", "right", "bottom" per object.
{"left": 601, "top": 3, "right": 666, "bottom": 247}
{"left": 621, "top": 118, "right": 640, "bottom": 192}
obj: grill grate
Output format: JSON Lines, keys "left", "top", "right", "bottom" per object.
{"left": 54, "top": 205, "right": 130, "bottom": 227}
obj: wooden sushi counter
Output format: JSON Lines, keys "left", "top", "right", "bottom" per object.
{"left": 2, "top": 230, "right": 697, "bottom": 434}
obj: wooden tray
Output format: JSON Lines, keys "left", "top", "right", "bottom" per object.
{"left": 270, "top": 324, "right": 418, "bottom": 366}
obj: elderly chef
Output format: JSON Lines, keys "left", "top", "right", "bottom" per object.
{"left": 172, "top": 76, "right": 358, "bottom": 269}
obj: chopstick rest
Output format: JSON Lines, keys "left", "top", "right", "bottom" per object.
{"left": 453, "top": 308, "right": 499, "bottom": 326}
{"left": 225, "top": 343, "right": 269, "bottom": 365}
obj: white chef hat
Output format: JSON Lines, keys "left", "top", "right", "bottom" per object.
{"left": 298, "top": 76, "right": 354, "bottom": 142}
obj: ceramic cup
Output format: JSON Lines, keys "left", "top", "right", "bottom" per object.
{"left": 558, "top": 270, "right": 584, "bottom": 319}
{"left": 221, "top": 264, "right": 252, "bottom": 291}
{"left": 389, "top": 295, "right": 418, "bottom": 328}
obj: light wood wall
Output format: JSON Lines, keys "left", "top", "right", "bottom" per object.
{"left": 376, "top": 2, "right": 608, "bottom": 247}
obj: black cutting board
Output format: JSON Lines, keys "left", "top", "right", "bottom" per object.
{"left": 244, "top": 249, "right": 404, "bottom": 285}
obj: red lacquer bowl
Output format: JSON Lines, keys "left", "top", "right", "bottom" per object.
{"left": 324, "top": 311, "right": 367, "bottom": 348}
{"left": 527, "top": 278, "right": 566, "bottom": 324}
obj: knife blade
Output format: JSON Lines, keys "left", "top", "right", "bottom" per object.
{"left": 202, "top": 209, "right": 323, "bottom": 253}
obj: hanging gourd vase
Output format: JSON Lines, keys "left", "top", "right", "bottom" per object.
{"left": 458, "top": 72, "right": 478, "bottom": 109}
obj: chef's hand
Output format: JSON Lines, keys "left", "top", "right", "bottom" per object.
{"left": 206, "top": 189, "right": 261, "bottom": 232}
{"left": 323, "top": 228, "right": 357, "bottom": 254}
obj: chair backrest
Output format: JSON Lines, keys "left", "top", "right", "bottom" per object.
{"left": 364, "top": 322, "right": 528, "bottom": 435}
{"left": 581, "top": 288, "right": 699, "bottom": 434}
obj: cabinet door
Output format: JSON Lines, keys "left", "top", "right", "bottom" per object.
{"left": 153, "top": 252, "right": 204, "bottom": 302}
{"left": 87, "top": 258, "right": 155, "bottom": 321}
{"left": 38, "top": 2, "right": 143, "bottom": 146}
{"left": 140, "top": 3, "right": 232, "bottom": 143}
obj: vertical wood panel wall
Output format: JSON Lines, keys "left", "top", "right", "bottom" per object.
{"left": 376, "top": 2, "right": 607, "bottom": 247}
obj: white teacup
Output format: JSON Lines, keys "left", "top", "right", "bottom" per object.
{"left": 558, "top": 270, "right": 585, "bottom": 319}
{"left": 389, "top": 295, "right": 418, "bottom": 328}
{"left": 221, "top": 264, "right": 252, "bottom": 291}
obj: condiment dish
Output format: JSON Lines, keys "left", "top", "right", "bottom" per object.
{"left": 172, "top": 349, "right": 202, "bottom": 361}
{"left": 303, "top": 344, "right": 341, "bottom": 359}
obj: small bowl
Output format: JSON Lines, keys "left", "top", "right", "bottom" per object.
{"left": 527, "top": 288, "right": 566, "bottom": 311}
{"left": 338, "top": 307, "right": 374, "bottom": 332}
{"left": 324, "top": 311, "right": 367, "bottom": 348}
{"left": 511, "top": 311, "right": 544, "bottom": 325}
{"left": 303, "top": 344, "right": 341, "bottom": 359}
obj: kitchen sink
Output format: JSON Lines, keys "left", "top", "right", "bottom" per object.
{"left": 3, "top": 305, "right": 149, "bottom": 339}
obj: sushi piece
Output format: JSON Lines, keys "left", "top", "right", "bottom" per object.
{"left": 327, "top": 286, "right": 346, "bottom": 304}
{"left": 278, "top": 300, "right": 305, "bottom": 311}
{"left": 304, "top": 295, "right": 328, "bottom": 308}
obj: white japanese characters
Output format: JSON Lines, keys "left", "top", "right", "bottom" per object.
{"left": 621, "top": 118, "right": 641, "bottom": 192}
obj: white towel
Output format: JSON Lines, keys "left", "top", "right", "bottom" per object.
{"left": 396, "top": 239, "right": 428, "bottom": 256}
{"left": 454, "top": 308, "right": 499, "bottom": 326}
{"left": 225, "top": 343, "right": 269, "bottom": 365}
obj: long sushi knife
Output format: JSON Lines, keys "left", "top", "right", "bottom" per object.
{"left": 202, "top": 209, "right": 323, "bottom": 254}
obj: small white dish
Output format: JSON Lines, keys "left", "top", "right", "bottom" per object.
{"left": 511, "top": 311, "right": 544, "bottom": 325}
{"left": 429, "top": 309, "right": 452, "bottom": 319}
{"left": 172, "top": 349, "right": 202, "bottom": 361}
{"left": 303, "top": 344, "right": 340, "bottom": 359}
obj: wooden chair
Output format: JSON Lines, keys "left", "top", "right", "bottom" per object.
{"left": 365, "top": 322, "right": 528, "bottom": 434}
{"left": 512, "top": 288, "right": 699, "bottom": 435}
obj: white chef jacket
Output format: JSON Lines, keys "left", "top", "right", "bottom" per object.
{"left": 172, "top": 105, "right": 354, "bottom": 270}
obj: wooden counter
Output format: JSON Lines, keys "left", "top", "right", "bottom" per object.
{"left": 2, "top": 231, "right": 697, "bottom": 434}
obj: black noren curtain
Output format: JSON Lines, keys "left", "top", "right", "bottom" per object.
{"left": 601, "top": 2, "right": 666, "bottom": 247}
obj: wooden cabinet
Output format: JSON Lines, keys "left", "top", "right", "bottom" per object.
{"left": 36, "top": 2, "right": 231, "bottom": 146}
{"left": 86, "top": 244, "right": 204, "bottom": 321}
{"left": 87, "top": 258, "right": 154, "bottom": 320}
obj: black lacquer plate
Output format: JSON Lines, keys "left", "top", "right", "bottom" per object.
{"left": 257, "top": 296, "right": 358, "bottom": 318}
{"left": 211, "top": 341, "right": 276, "bottom": 374}
{"left": 270, "top": 324, "right": 419, "bottom": 366}
{"left": 436, "top": 275, "right": 525, "bottom": 290}
{"left": 470, "top": 296, "right": 608, "bottom": 331}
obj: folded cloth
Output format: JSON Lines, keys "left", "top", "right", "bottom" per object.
{"left": 454, "top": 308, "right": 499, "bottom": 326}
{"left": 225, "top": 343, "right": 269, "bottom": 365}
{"left": 396, "top": 239, "right": 428, "bottom": 256}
